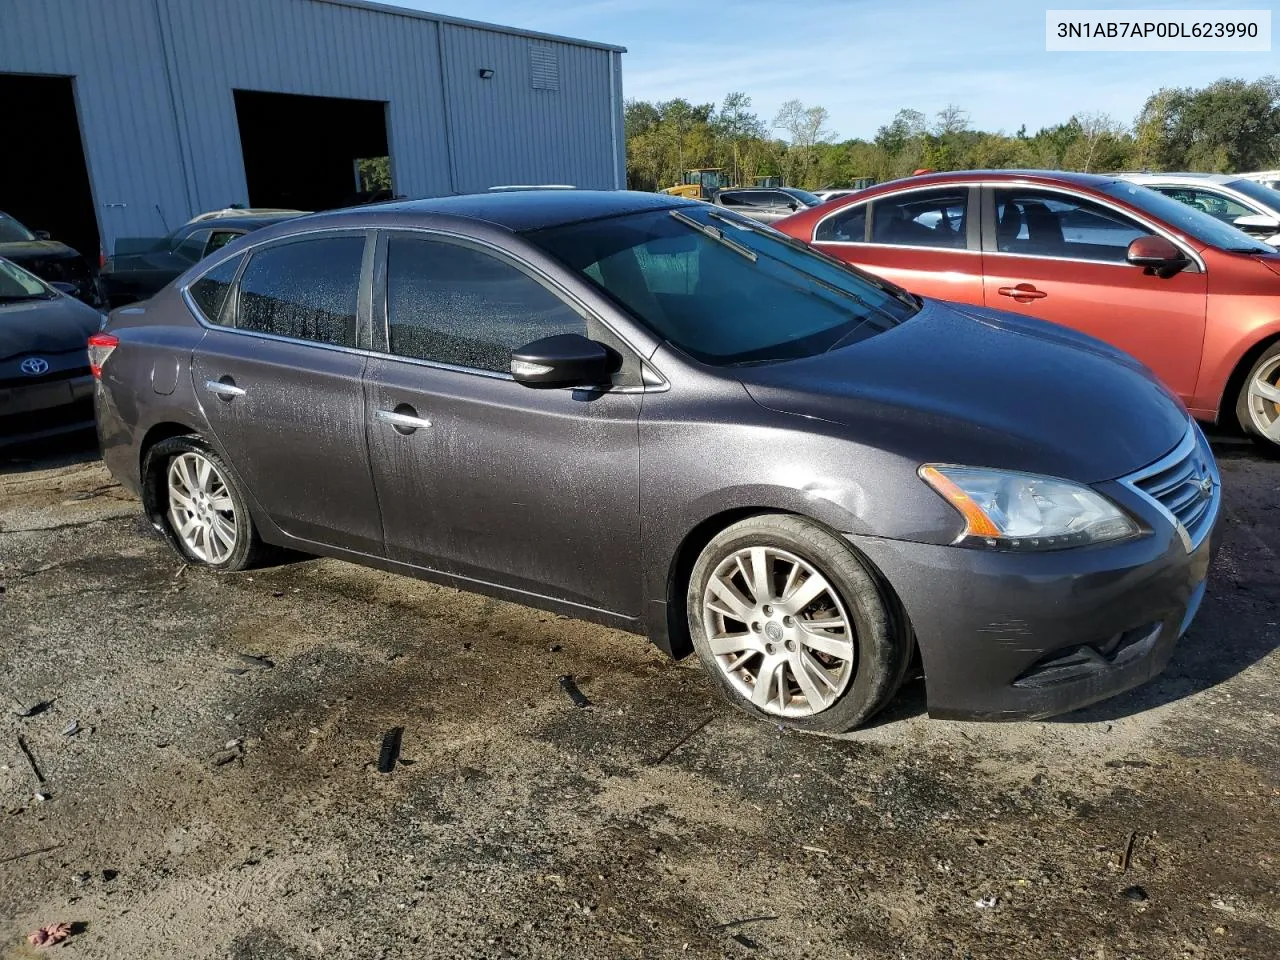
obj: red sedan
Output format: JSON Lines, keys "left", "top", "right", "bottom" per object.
{"left": 775, "top": 171, "right": 1280, "bottom": 452}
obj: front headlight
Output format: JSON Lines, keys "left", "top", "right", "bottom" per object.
{"left": 919, "top": 464, "right": 1141, "bottom": 550}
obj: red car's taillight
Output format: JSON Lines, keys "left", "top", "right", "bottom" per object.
{"left": 87, "top": 333, "right": 118, "bottom": 379}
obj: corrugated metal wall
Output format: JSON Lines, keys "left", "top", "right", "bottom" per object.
{"left": 0, "top": 0, "right": 625, "bottom": 250}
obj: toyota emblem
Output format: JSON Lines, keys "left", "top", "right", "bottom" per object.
{"left": 20, "top": 357, "right": 50, "bottom": 376}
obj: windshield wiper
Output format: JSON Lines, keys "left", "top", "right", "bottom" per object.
{"left": 702, "top": 208, "right": 921, "bottom": 311}
{"left": 669, "top": 210, "right": 757, "bottom": 262}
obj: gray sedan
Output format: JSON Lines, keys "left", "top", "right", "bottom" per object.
{"left": 92, "top": 191, "right": 1219, "bottom": 730}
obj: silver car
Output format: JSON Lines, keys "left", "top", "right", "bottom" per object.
{"left": 711, "top": 188, "right": 822, "bottom": 224}
{"left": 1120, "top": 172, "right": 1280, "bottom": 246}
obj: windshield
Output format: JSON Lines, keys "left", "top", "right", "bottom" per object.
{"left": 0, "top": 214, "right": 38, "bottom": 244}
{"left": 783, "top": 188, "right": 822, "bottom": 206}
{"left": 1225, "top": 178, "right": 1280, "bottom": 214}
{"left": 1100, "top": 180, "right": 1274, "bottom": 253}
{"left": 525, "top": 205, "right": 919, "bottom": 366}
{"left": 0, "top": 258, "right": 54, "bottom": 303}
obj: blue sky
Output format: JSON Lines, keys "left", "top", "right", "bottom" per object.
{"left": 386, "top": 0, "right": 1276, "bottom": 140}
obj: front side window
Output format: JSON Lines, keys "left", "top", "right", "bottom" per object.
{"left": 385, "top": 235, "right": 587, "bottom": 374}
{"left": 236, "top": 236, "right": 364, "bottom": 347}
{"left": 526, "top": 206, "right": 918, "bottom": 366}
{"left": 188, "top": 254, "right": 244, "bottom": 325}
{"left": 206, "top": 231, "right": 240, "bottom": 256}
{"left": 815, "top": 203, "right": 868, "bottom": 242}
{"left": 1152, "top": 186, "right": 1254, "bottom": 225}
{"left": 993, "top": 189, "right": 1145, "bottom": 263}
{"left": 870, "top": 189, "right": 969, "bottom": 249}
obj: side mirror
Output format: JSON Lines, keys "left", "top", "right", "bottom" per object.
{"left": 511, "top": 333, "right": 612, "bottom": 389}
{"left": 1233, "top": 213, "right": 1280, "bottom": 235}
{"left": 787, "top": 201, "right": 799, "bottom": 211}
{"left": 1126, "top": 236, "right": 1190, "bottom": 278}
{"left": 50, "top": 281, "right": 78, "bottom": 296}
{"left": 35, "top": 230, "right": 52, "bottom": 240}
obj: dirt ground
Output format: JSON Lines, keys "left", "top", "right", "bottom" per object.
{"left": 1, "top": 432, "right": 1277, "bottom": 959}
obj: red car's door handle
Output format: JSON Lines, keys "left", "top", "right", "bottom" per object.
{"left": 997, "top": 284, "right": 1048, "bottom": 302}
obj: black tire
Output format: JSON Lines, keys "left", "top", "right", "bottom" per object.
{"left": 143, "top": 435, "right": 268, "bottom": 571}
{"left": 686, "top": 514, "right": 910, "bottom": 733}
{"left": 1235, "top": 341, "right": 1280, "bottom": 457}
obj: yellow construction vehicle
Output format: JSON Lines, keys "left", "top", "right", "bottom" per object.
{"left": 662, "top": 168, "right": 732, "bottom": 200}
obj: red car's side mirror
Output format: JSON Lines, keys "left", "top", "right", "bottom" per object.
{"left": 1126, "top": 236, "right": 1190, "bottom": 278}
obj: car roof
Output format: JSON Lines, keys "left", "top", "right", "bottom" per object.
{"left": 293, "top": 190, "right": 694, "bottom": 233}
{"left": 1119, "top": 172, "right": 1237, "bottom": 185}
{"left": 182, "top": 213, "right": 303, "bottom": 232}
{"left": 186, "top": 207, "right": 309, "bottom": 224}
{"left": 849, "top": 170, "right": 1123, "bottom": 195}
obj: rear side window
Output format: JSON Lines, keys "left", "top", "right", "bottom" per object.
{"left": 869, "top": 189, "right": 968, "bottom": 248}
{"left": 173, "top": 229, "right": 212, "bottom": 264}
{"left": 236, "top": 236, "right": 364, "bottom": 347}
{"left": 188, "top": 254, "right": 243, "bottom": 325}
{"left": 385, "top": 235, "right": 587, "bottom": 373}
{"left": 815, "top": 203, "right": 868, "bottom": 242}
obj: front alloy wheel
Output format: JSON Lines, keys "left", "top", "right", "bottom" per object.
{"left": 702, "top": 546, "right": 855, "bottom": 717}
{"left": 687, "top": 514, "right": 911, "bottom": 732}
{"left": 1245, "top": 353, "right": 1280, "bottom": 447}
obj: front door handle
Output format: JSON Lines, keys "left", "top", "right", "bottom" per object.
{"left": 997, "top": 283, "right": 1048, "bottom": 302}
{"left": 375, "top": 406, "right": 432, "bottom": 434}
{"left": 204, "top": 378, "right": 246, "bottom": 400}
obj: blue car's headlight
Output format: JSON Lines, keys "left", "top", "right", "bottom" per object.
{"left": 920, "top": 464, "right": 1142, "bottom": 550}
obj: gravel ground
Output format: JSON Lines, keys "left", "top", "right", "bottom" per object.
{"left": 1, "top": 433, "right": 1277, "bottom": 959}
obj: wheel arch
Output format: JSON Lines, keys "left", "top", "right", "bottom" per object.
{"left": 1220, "top": 331, "right": 1280, "bottom": 429}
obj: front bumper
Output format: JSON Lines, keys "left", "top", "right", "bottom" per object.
{"left": 849, "top": 489, "right": 1220, "bottom": 721}
{"left": 0, "top": 373, "right": 95, "bottom": 446}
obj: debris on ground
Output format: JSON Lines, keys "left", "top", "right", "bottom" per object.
{"left": 1119, "top": 830, "right": 1137, "bottom": 871}
{"left": 377, "top": 727, "right": 404, "bottom": 773}
{"left": 210, "top": 742, "right": 243, "bottom": 768}
{"left": 646, "top": 714, "right": 715, "bottom": 766}
{"left": 12, "top": 699, "right": 53, "bottom": 718}
{"left": 61, "top": 719, "right": 81, "bottom": 737}
{"left": 27, "top": 922, "right": 73, "bottom": 947}
{"left": 16, "top": 735, "right": 45, "bottom": 784}
{"left": 236, "top": 653, "right": 275, "bottom": 669}
{"left": 556, "top": 675, "right": 591, "bottom": 709}
{"left": 0, "top": 843, "right": 62, "bottom": 866}
{"left": 975, "top": 896, "right": 999, "bottom": 909}
{"left": 710, "top": 916, "right": 778, "bottom": 932}
{"left": 1121, "top": 885, "right": 1149, "bottom": 902}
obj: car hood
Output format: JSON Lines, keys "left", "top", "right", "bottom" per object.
{"left": 0, "top": 295, "right": 102, "bottom": 361}
{"left": 735, "top": 298, "right": 1188, "bottom": 484}
{"left": 0, "top": 240, "right": 81, "bottom": 262}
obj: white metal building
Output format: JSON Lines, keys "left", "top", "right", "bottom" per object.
{"left": 0, "top": 0, "right": 626, "bottom": 257}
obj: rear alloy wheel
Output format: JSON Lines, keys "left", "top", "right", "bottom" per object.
{"left": 145, "top": 436, "right": 266, "bottom": 571}
{"left": 1236, "top": 343, "right": 1280, "bottom": 455}
{"left": 687, "top": 515, "right": 910, "bottom": 732}
{"left": 167, "top": 452, "right": 238, "bottom": 564}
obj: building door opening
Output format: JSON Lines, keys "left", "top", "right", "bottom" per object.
{"left": 233, "top": 90, "right": 392, "bottom": 211}
{"left": 0, "top": 73, "right": 100, "bottom": 260}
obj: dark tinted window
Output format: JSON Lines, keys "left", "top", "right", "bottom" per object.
{"left": 994, "top": 190, "right": 1143, "bottom": 262}
{"left": 815, "top": 203, "right": 868, "bottom": 242}
{"left": 188, "top": 254, "right": 243, "bottom": 325}
{"left": 386, "top": 236, "right": 586, "bottom": 373}
{"left": 237, "top": 236, "right": 363, "bottom": 346}
{"left": 870, "top": 189, "right": 968, "bottom": 248}
{"left": 172, "top": 229, "right": 211, "bottom": 264}
{"left": 206, "top": 230, "right": 240, "bottom": 255}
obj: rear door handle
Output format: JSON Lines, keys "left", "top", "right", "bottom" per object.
{"left": 204, "top": 379, "right": 246, "bottom": 399}
{"left": 997, "top": 284, "right": 1048, "bottom": 302}
{"left": 375, "top": 407, "right": 432, "bottom": 434}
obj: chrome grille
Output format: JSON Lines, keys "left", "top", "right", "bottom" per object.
{"left": 1120, "top": 422, "right": 1220, "bottom": 552}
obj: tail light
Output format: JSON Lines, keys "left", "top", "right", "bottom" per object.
{"left": 98, "top": 245, "right": 107, "bottom": 270}
{"left": 87, "top": 333, "right": 118, "bottom": 379}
